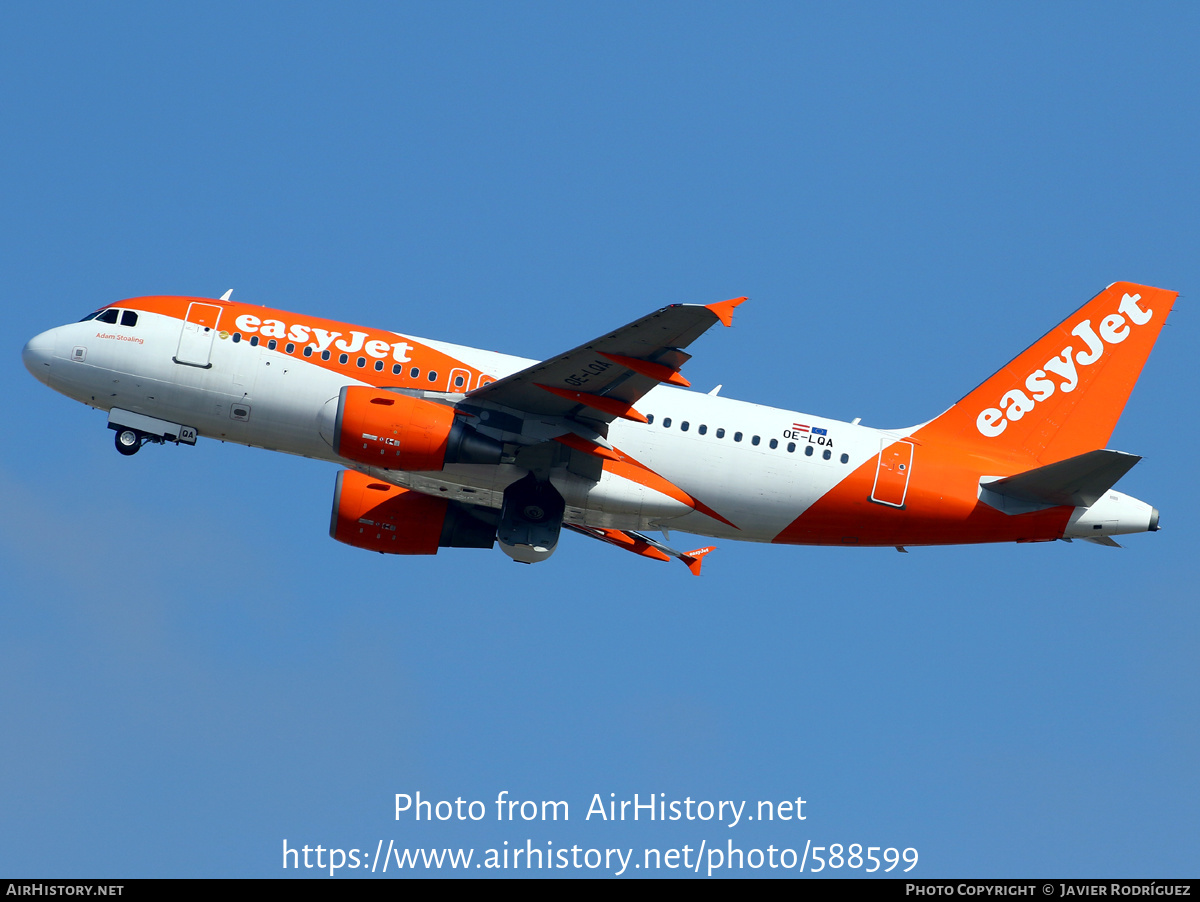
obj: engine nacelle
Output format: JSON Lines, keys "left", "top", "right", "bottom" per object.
{"left": 319, "top": 386, "right": 501, "bottom": 470}
{"left": 330, "top": 469, "right": 496, "bottom": 555}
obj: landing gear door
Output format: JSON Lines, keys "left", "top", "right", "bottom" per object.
{"left": 174, "top": 302, "right": 222, "bottom": 368}
{"left": 870, "top": 439, "right": 913, "bottom": 508}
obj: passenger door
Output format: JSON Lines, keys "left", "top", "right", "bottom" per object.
{"left": 174, "top": 302, "right": 222, "bottom": 368}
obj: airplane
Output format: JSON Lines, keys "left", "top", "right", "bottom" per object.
{"left": 22, "top": 282, "right": 1174, "bottom": 573}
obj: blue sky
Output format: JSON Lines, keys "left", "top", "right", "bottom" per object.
{"left": 2, "top": 2, "right": 1197, "bottom": 877}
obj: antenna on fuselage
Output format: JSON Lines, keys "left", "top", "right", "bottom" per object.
{"left": 708, "top": 384, "right": 722, "bottom": 396}
{"left": 220, "top": 289, "right": 233, "bottom": 301}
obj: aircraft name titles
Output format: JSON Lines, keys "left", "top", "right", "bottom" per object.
{"left": 976, "top": 293, "right": 1154, "bottom": 438}
{"left": 233, "top": 314, "right": 415, "bottom": 363}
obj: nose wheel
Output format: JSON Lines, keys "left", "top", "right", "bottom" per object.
{"left": 114, "top": 427, "right": 143, "bottom": 456}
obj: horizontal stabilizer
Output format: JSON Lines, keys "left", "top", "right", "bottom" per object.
{"left": 979, "top": 449, "right": 1141, "bottom": 515}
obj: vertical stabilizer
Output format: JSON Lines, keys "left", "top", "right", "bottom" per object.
{"left": 915, "top": 282, "right": 1176, "bottom": 465}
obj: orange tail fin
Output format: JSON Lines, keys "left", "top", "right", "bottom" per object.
{"left": 915, "top": 282, "right": 1176, "bottom": 465}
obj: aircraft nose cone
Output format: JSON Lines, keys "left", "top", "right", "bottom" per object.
{"left": 22, "top": 330, "right": 55, "bottom": 383}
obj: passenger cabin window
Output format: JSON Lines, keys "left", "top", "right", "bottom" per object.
{"left": 96, "top": 309, "right": 119, "bottom": 325}
{"left": 268, "top": 339, "right": 277, "bottom": 350}
{"left": 339, "top": 353, "right": 349, "bottom": 364}
{"left": 840, "top": 453, "right": 849, "bottom": 463}
{"left": 303, "top": 346, "right": 312, "bottom": 357}
{"left": 646, "top": 414, "right": 655, "bottom": 424}
{"left": 322, "top": 350, "right": 330, "bottom": 360}
{"left": 734, "top": 432, "right": 742, "bottom": 442}
{"left": 751, "top": 435, "right": 761, "bottom": 446}
{"left": 769, "top": 438, "right": 778, "bottom": 449}
{"left": 823, "top": 449, "right": 832, "bottom": 460}
{"left": 375, "top": 360, "right": 384, "bottom": 371}
{"left": 805, "top": 445, "right": 814, "bottom": 456}
{"left": 410, "top": 367, "right": 420, "bottom": 378}
{"left": 680, "top": 421, "right": 689, "bottom": 432}
{"left": 663, "top": 418, "right": 672, "bottom": 428}
{"left": 716, "top": 428, "right": 725, "bottom": 438}
{"left": 285, "top": 342, "right": 295, "bottom": 354}
{"left": 392, "top": 364, "right": 402, "bottom": 375}
{"left": 250, "top": 335, "right": 260, "bottom": 347}
{"left": 698, "top": 424, "right": 707, "bottom": 435}
{"left": 428, "top": 370, "right": 438, "bottom": 382}
{"left": 120, "top": 310, "right": 138, "bottom": 327}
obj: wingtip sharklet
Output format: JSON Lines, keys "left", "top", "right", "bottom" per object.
{"left": 681, "top": 546, "right": 716, "bottom": 576}
{"left": 706, "top": 297, "right": 747, "bottom": 327}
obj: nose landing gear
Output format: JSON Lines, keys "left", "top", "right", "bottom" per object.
{"left": 114, "top": 427, "right": 144, "bottom": 456}
{"left": 107, "top": 409, "right": 199, "bottom": 456}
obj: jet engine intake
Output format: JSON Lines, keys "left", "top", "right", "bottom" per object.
{"left": 320, "top": 386, "right": 501, "bottom": 470}
{"left": 330, "top": 469, "right": 496, "bottom": 554}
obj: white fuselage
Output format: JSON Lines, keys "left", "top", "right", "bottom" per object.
{"left": 23, "top": 305, "right": 892, "bottom": 542}
{"left": 23, "top": 293, "right": 1160, "bottom": 549}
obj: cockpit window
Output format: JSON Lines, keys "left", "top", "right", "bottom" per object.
{"left": 78, "top": 309, "right": 103, "bottom": 322}
{"left": 96, "top": 309, "right": 119, "bottom": 325}
{"left": 120, "top": 310, "right": 138, "bottom": 327}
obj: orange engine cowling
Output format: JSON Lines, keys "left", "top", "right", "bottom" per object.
{"left": 321, "top": 386, "right": 502, "bottom": 470}
{"left": 330, "top": 469, "right": 496, "bottom": 554}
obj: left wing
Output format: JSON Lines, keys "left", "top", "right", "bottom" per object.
{"left": 565, "top": 524, "right": 717, "bottom": 576}
{"left": 453, "top": 297, "right": 745, "bottom": 566}
{"left": 466, "top": 297, "right": 746, "bottom": 427}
